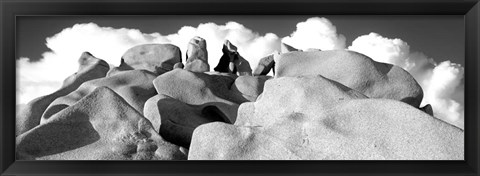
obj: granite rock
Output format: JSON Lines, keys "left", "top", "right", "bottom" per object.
{"left": 118, "top": 44, "right": 182, "bottom": 75}
{"left": 275, "top": 50, "right": 424, "bottom": 107}
{"left": 189, "top": 75, "right": 463, "bottom": 160}
{"left": 16, "top": 52, "right": 109, "bottom": 136}
{"left": 17, "top": 87, "right": 186, "bottom": 160}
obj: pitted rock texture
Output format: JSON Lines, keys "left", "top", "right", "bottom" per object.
{"left": 150, "top": 69, "right": 270, "bottom": 147}
{"left": 41, "top": 70, "right": 158, "bottom": 124}
{"left": 253, "top": 53, "right": 276, "bottom": 76}
{"left": 188, "top": 76, "right": 463, "bottom": 160}
{"left": 17, "top": 87, "right": 186, "bottom": 160}
{"left": 275, "top": 50, "right": 424, "bottom": 107}
{"left": 16, "top": 52, "right": 109, "bottom": 136}
{"left": 185, "top": 36, "right": 210, "bottom": 72}
{"left": 119, "top": 44, "right": 182, "bottom": 74}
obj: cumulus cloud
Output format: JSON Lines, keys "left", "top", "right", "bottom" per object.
{"left": 17, "top": 22, "right": 280, "bottom": 105}
{"left": 348, "top": 32, "right": 464, "bottom": 129}
{"left": 348, "top": 33, "right": 415, "bottom": 70}
{"left": 282, "top": 17, "right": 346, "bottom": 50}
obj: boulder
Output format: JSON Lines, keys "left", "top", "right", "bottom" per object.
{"left": 213, "top": 41, "right": 234, "bottom": 73}
{"left": 145, "top": 94, "right": 234, "bottom": 148}
{"left": 253, "top": 52, "right": 277, "bottom": 76}
{"left": 41, "top": 69, "right": 157, "bottom": 124}
{"left": 230, "top": 75, "right": 271, "bottom": 102}
{"left": 186, "top": 36, "right": 208, "bottom": 63}
{"left": 143, "top": 95, "right": 163, "bottom": 132}
{"left": 106, "top": 66, "right": 129, "bottom": 77}
{"left": 151, "top": 69, "right": 257, "bottom": 147}
{"left": 185, "top": 37, "right": 210, "bottom": 72}
{"left": 118, "top": 44, "right": 182, "bottom": 75}
{"left": 16, "top": 87, "right": 186, "bottom": 160}
{"left": 189, "top": 75, "right": 464, "bottom": 160}
{"left": 214, "top": 40, "right": 252, "bottom": 76}
{"left": 233, "top": 55, "right": 253, "bottom": 76}
{"left": 185, "top": 59, "right": 210, "bottom": 73}
{"left": 16, "top": 52, "right": 109, "bottom": 136}
{"left": 153, "top": 69, "right": 247, "bottom": 106}
{"left": 274, "top": 50, "right": 424, "bottom": 107}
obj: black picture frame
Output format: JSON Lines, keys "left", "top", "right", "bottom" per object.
{"left": 1, "top": 0, "right": 479, "bottom": 175}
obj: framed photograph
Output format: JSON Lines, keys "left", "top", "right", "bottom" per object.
{"left": 1, "top": 0, "right": 479, "bottom": 175}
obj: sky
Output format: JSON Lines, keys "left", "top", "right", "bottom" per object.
{"left": 16, "top": 15, "right": 465, "bottom": 129}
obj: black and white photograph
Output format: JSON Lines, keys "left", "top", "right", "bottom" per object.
{"left": 15, "top": 15, "right": 465, "bottom": 160}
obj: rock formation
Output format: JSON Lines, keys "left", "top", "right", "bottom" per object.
{"left": 184, "top": 36, "right": 210, "bottom": 72}
{"left": 188, "top": 75, "right": 463, "bottom": 160}
{"left": 17, "top": 37, "right": 463, "bottom": 161}
{"left": 39, "top": 43, "right": 183, "bottom": 124}
{"left": 41, "top": 69, "right": 157, "bottom": 124}
{"left": 274, "top": 50, "right": 424, "bottom": 107}
{"left": 150, "top": 69, "right": 247, "bottom": 147}
{"left": 230, "top": 75, "right": 271, "bottom": 102}
{"left": 253, "top": 52, "right": 277, "bottom": 76}
{"left": 214, "top": 40, "right": 252, "bottom": 76}
{"left": 17, "top": 87, "right": 185, "bottom": 160}
{"left": 16, "top": 52, "right": 109, "bottom": 136}
{"left": 112, "top": 43, "right": 182, "bottom": 75}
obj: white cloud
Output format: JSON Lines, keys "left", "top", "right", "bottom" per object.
{"left": 348, "top": 33, "right": 464, "bottom": 129}
{"left": 423, "top": 61, "right": 464, "bottom": 127}
{"left": 17, "top": 22, "right": 280, "bottom": 104}
{"left": 348, "top": 33, "right": 415, "bottom": 70}
{"left": 16, "top": 57, "right": 63, "bottom": 104}
{"left": 282, "top": 17, "right": 346, "bottom": 50}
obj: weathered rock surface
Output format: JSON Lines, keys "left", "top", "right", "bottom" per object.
{"left": 153, "top": 69, "right": 247, "bottom": 106}
{"left": 230, "top": 75, "right": 271, "bottom": 102}
{"left": 144, "top": 94, "right": 234, "bottom": 148}
{"left": 17, "top": 87, "right": 186, "bottom": 160}
{"left": 145, "top": 69, "right": 271, "bottom": 148}
{"left": 185, "top": 37, "right": 210, "bottom": 72}
{"left": 41, "top": 69, "right": 157, "bottom": 123}
{"left": 17, "top": 41, "right": 462, "bottom": 161}
{"left": 185, "top": 59, "right": 210, "bottom": 73}
{"left": 143, "top": 95, "right": 163, "bottom": 133}
{"left": 189, "top": 75, "right": 464, "bottom": 160}
{"left": 233, "top": 55, "right": 253, "bottom": 76}
{"left": 253, "top": 52, "right": 277, "bottom": 76}
{"left": 16, "top": 52, "right": 109, "bottom": 136}
{"left": 118, "top": 44, "right": 182, "bottom": 75}
{"left": 186, "top": 37, "right": 208, "bottom": 62}
{"left": 214, "top": 40, "right": 252, "bottom": 76}
{"left": 151, "top": 69, "right": 251, "bottom": 147}
{"left": 275, "top": 50, "right": 424, "bottom": 107}
{"left": 214, "top": 40, "right": 236, "bottom": 73}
